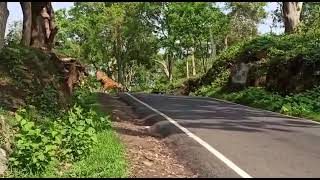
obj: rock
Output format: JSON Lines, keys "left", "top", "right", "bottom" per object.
{"left": 230, "top": 62, "right": 250, "bottom": 85}
{"left": 143, "top": 160, "right": 153, "bottom": 167}
{"left": 0, "top": 148, "right": 7, "bottom": 175}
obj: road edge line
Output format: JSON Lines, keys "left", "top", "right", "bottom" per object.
{"left": 124, "top": 92, "right": 253, "bottom": 178}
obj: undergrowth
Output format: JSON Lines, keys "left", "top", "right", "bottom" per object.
{"left": 194, "top": 85, "right": 320, "bottom": 121}
{"left": 186, "top": 30, "right": 320, "bottom": 122}
{"left": 4, "top": 75, "right": 127, "bottom": 177}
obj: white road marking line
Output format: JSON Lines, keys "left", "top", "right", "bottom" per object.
{"left": 124, "top": 92, "right": 253, "bottom": 178}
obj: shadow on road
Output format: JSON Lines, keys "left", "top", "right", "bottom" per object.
{"left": 126, "top": 94, "right": 319, "bottom": 137}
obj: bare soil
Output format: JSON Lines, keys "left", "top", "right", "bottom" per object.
{"left": 97, "top": 92, "right": 196, "bottom": 178}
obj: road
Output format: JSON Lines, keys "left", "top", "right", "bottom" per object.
{"left": 119, "top": 93, "right": 320, "bottom": 178}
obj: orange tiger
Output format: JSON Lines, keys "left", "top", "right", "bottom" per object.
{"left": 96, "top": 71, "right": 123, "bottom": 91}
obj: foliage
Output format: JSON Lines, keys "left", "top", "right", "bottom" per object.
{"left": 225, "top": 2, "right": 267, "bottom": 45}
{"left": 55, "top": 2, "right": 231, "bottom": 89}
{"left": 61, "top": 131, "right": 127, "bottom": 178}
{"left": 5, "top": 21, "right": 22, "bottom": 47}
{"left": 55, "top": 2, "right": 159, "bottom": 86}
{"left": 8, "top": 107, "right": 61, "bottom": 173}
{"left": 195, "top": 86, "right": 320, "bottom": 121}
{"left": 205, "top": 29, "right": 320, "bottom": 69}
{"left": 184, "top": 9, "right": 320, "bottom": 121}
{"left": 299, "top": 2, "right": 320, "bottom": 33}
{"left": 8, "top": 77, "right": 112, "bottom": 175}
{"left": 8, "top": 104, "right": 103, "bottom": 174}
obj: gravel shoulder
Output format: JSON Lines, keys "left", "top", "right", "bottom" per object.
{"left": 96, "top": 92, "right": 195, "bottom": 178}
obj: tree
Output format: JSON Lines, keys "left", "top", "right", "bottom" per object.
{"left": 270, "top": 2, "right": 283, "bottom": 32}
{"left": 0, "top": 2, "right": 9, "bottom": 49}
{"left": 300, "top": 2, "right": 320, "bottom": 32}
{"left": 5, "top": 21, "right": 23, "bottom": 46}
{"left": 282, "top": 2, "right": 303, "bottom": 33}
{"left": 157, "top": 2, "right": 229, "bottom": 79}
{"left": 225, "top": 2, "right": 267, "bottom": 46}
{"left": 20, "top": 2, "right": 58, "bottom": 50}
{"left": 55, "top": 2, "right": 159, "bottom": 87}
{"left": 20, "top": 2, "right": 32, "bottom": 46}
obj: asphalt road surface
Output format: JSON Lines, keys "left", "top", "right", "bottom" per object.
{"left": 119, "top": 93, "right": 320, "bottom": 178}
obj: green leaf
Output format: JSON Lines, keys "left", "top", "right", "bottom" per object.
{"left": 15, "top": 114, "right": 23, "bottom": 122}
{"left": 38, "top": 153, "right": 45, "bottom": 161}
{"left": 20, "top": 119, "right": 27, "bottom": 126}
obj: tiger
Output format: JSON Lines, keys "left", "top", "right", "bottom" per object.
{"left": 96, "top": 70, "right": 125, "bottom": 92}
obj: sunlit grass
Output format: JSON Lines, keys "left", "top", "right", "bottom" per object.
{"left": 61, "top": 131, "right": 128, "bottom": 178}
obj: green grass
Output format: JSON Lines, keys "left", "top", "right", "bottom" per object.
{"left": 62, "top": 91, "right": 128, "bottom": 178}
{"left": 61, "top": 131, "right": 127, "bottom": 178}
{"left": 61, "top": 91, "right": 128, "bottom": 178}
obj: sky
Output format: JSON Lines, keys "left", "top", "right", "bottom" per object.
{"left": 5, "top": 2, "right": 283, "bottom": 35}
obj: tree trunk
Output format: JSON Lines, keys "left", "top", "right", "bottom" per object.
{"left": 156, "top": 59, "right": 170, "bottom": 79}
{"left": 282, "top": 2, "right": 303, "bottom": 33}
{"left": 168, "top": 51, "right": 173, "bottom": 82}
{"left": 127, "top": 65, "right": 134, "bottom": 91}
{"left": 121, "top": 56, "right": 125, "bottom": 87}
{"left": 210, "top": 30, "right": 216, "bottom": 58}
{"left": 191, "top": 46, "right": 196, "bottom": 76}
{"left": 31, "top": 2, "right": 58, "bottom": 50}
{"left": 191, "top": 39, "right": 196, "bottom": 76}
{"left": 115, "top": 25, "right": 124, "bottom": 86}
{"left": 191, "top": 51, "right": 196, "bottom": 76}
{"left": 202, "top": 58, "right": 207, "bottom": 73}
{"left": 20, "top": 2, "right": 32, "bottom": 46}
{"left": 116, "top": 53, "right": 123, "bottom": 85}
{"left": 224, "top": 35, "right": 228, "bottom": 50}
{"left": 186, "top": 51, "right": 189, "bottom": 79}
{"left": 20, "top": 2, "right": 58, "bottom": 50}
{"left": 0, "top": 2, "right": 9, "bottom": 49}
{"left": 211, "top": 42, "right": 216, "bottom": 58}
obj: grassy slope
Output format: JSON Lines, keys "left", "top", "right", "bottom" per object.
{"left": 187, "top": 31, "right": 320, "bottom": 122}
{"left": 60, "top": 92, "right": 128, "bottom": 178}
{"left": 0, "top": 46, "right": 127, "bottom": 177}
{"left": 193, "top": 86, "right": 320, "bottom": 122}
{"left": 62, "top": 131, "right": 127, "bottom": 178}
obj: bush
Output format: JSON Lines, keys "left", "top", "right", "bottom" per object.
{"left": 9, "top": 108, "right": 61, "bottom": 173}
{"left": 8, "top": 77, "right": 111, "bottom": 175}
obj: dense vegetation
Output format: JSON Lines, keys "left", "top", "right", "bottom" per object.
{"left": 0, "top": 1, "right": 320, "bottom": 177}
{"left": 0, "top": 48, "right": 127, "bottom": 177}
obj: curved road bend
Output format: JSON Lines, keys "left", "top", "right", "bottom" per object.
{"left": 120, "top": 93, "right": 320, "bottom": 178}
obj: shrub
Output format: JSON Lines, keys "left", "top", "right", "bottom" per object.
{"left": 8, "top": 78, "right": 111, "bottom": 175}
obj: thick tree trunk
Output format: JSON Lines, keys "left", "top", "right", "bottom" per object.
{"left": 0, "top": 2, "right": 9, "bottom": 49}
{"left": 20, "top": 2, "right": 58, "bottom": 50}
{"left": 20, "top": 2, "right": 32, "bottom": 46}
{"left": 30, "top": 2, "right": 58, "bottom": 50}
{"left": 282, "top": 2, "right": 303, "bottom": 33}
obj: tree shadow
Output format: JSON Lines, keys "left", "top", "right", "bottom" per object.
{"left": 127, "top": 93, "right": 320, "bottom": 137}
